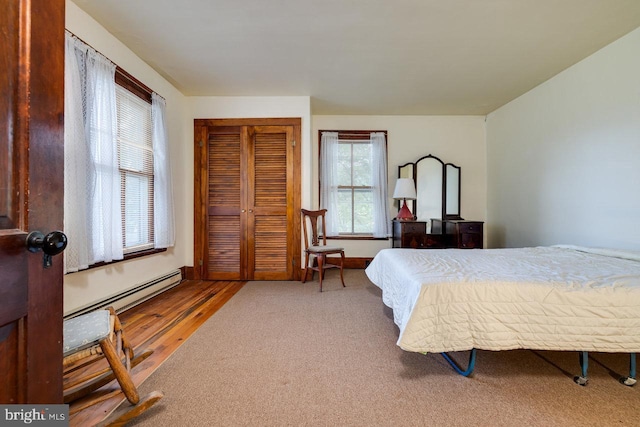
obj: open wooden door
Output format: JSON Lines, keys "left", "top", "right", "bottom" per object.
{"left": 0, "top": 0, "right": 65, "bottom": 404}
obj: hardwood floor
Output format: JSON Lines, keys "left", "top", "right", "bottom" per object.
{"left": 66, "top": 278, "right": 246, "bottom": 426}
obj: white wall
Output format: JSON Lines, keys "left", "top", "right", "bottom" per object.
{"left": 486, "top": 27, "right": 640, "bottom": 250}
{"left": 64, "top": 1, "right": 191, "bottom": 314}
{"left": 312, "top": 115, "right": 487, "bottom": 257}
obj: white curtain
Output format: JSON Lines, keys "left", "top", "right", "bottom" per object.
{"left": 86, "top": 48, "right": 122, "bottom": 264}
{"left": 64, "top": 34, "right": 90, "bottom": 273}
{"left": 152, "top": 93, "right": 175, "bottom": 248}
{"left": 319, "top": 132, "right": 340, "bottom": 235}
{"left": 64, "top": 32, "right": 122, "bottom": 272}
{"left": 370, "top": 132, "right": 390, "bottom": 237}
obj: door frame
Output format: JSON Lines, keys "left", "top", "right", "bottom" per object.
{"left": 193, "top": 117, "right": 301, "bottom": 281}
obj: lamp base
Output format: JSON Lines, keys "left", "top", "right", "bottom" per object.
{"left": 395, "top": 200, "right": 414, "bottom": 221}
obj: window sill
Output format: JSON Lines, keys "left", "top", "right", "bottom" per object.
{"left": 66, "top": 247, "right": 167, "bottom": 274}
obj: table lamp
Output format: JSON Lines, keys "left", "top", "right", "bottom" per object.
{"left": 392, "top": 178, "right": 416, "bottom": 221}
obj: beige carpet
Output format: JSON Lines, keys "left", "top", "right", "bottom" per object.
{"left": 132, "top": 270, "right": 638, "bottom": 426}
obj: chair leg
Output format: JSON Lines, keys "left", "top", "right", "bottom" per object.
{"left": 318, "top": 254, "right": 324, "bottom": 292}
{"left": 301, "top": 252, "right": 310, "bottom": 283}
{"left": 339, "top": 252, "right": 345, "bottom": 287}
{"left": 99, "top": 337, "right": 140, "bottom": 405}
{"left": 110, "top": 307, "right": 135, "bottom": 369}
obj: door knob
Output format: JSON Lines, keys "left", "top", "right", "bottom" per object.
{"left": 26, "top": 230, "right": 68, "bottom": 268}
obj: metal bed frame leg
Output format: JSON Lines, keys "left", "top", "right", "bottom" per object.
{"left": 433, "top": 349, "right": 635, "bottom": 385}
{"left": 620, "top": 353, "right": 637, "bottom": 386}
{"left": 574, "top": 351, "right": 589, "bottom": 386}
{"left": 440, "top": 349, "right": 477, "bottom": 377}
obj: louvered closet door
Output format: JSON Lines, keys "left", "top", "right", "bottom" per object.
{"left": 200, "top": 121, "right": 298, "bottom": 281}
{"left": 247, "top": 126, "right": 295, "bottom": 280}
{"left": 206, "top": 126, "right": 244, "bottom": 280}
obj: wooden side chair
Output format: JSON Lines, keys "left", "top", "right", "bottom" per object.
{"left": 63, "top": 307, "right": 163, "bottom": 426}
{"left": 301, "top": 208, "right": 346, "bottom": 292}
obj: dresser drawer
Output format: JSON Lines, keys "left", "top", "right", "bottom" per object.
{"left": 400, "top": 233, "right": 423, "bottom": 249}
{"left": 460, "top": 232, "right": 482, "bottom": 249}
{"left": 392, "top": 220, "right": 427, "bottom": 248}
{"left": 401, "top": 222, "right": 426, "bottom": 234}
{"left": 457, "top": 222, "right": 482, "bottom": 234}
{"left": 423, "top": 233, "right": 445, "bottom": 248}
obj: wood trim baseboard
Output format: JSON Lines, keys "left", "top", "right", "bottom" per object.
{"left": 180, "top": 266, "right": 196, "bottom": 280}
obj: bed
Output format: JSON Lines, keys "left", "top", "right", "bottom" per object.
{"left": 365, "top": 245, "right": 640, "bottom": 385}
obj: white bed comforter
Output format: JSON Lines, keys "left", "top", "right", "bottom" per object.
{"left": 365, "top": 246, "right": 640, "bottom": 354}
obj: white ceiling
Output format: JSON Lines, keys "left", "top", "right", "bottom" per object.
{"left": 71, "top": 0, "right": 640, "bottom": 115}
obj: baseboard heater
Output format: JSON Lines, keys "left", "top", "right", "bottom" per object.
{"left": 65, "top": 269, "right": 183, "bottom": 319}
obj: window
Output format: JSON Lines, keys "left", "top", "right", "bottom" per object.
{"left": 64, "top": 31, "right": 174, "bottom": 273}
{"left": 319, "top": 130, "right": 389, "bottom": 238}
{"left": 337, "top": 140, "right": 373, "bottom": 234}
{"left": 115, "top": 84, "right": 154, "bottom": 253}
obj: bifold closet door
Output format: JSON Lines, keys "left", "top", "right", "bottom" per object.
{"left": 196, "top": 120, "right": 299, "bottom": 281}
{"left": 248, "top": 126, "right": 295, "bottom": 280}
{"left": 206, "top": 125, "right": 244, "bottom": 280}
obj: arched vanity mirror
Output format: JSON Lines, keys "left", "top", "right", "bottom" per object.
{"left": 397, "top": 154, "right": 461, "bottom": 223}
{"left": 415, "top": 155, "right": 443, "bottom": 223}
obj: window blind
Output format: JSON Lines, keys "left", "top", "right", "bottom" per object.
{"left": 116, "top": 85, "right": 154, "bottom": 252}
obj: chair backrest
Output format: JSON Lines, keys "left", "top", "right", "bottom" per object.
{"left": 301, "top": 209, "right": 328, "bottom": 249}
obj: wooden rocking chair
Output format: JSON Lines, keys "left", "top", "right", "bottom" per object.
{"left": 63, "top": 307, "right": 163, "bottom": 426}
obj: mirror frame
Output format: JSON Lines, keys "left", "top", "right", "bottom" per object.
{"left": 397, "top": 153, "right": 462, "bottom": 221}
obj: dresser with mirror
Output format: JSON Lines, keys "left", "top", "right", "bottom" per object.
{"left": 391, "top": 153, "right": 483, "bottom": 249}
